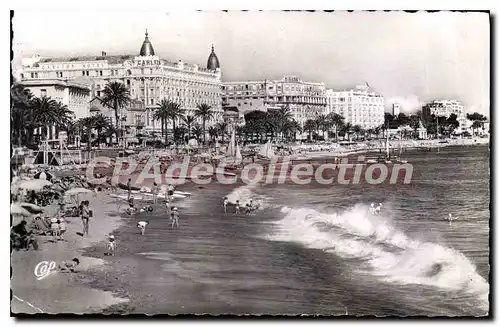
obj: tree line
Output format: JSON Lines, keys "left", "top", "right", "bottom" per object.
{"left": 11, "top": 81, "right": 221, "bottom": 151}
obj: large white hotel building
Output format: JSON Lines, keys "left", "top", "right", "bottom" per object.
{"left": 221, "top": 75, "right": 327, "bottom": 126}
{"left": 325, "top": 85, "right": 385, "bottom": 130}
{"left": 18, "top": 31, "right": 224, "bottom": 133}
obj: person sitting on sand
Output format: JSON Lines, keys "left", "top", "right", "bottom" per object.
{"left": 50, "top": 217, "right": 60, "bottom": 243}
{"left": 137, "top": 221, "right": 149, "bottom": 235}
{"left": 235, "top": 200, "right": 240, "bottom": 214}
{"left": 171, "top": 207, "right": 180, "bottom": 228}
{"left": 11, "top": 221, "right": 38, "bottom": 250}
{"left": 107, "top": 235, "right": 116, "bottom": 256}
{"left": 223, "top": 197, "right": 228, "bottom": 213}
{"left": 126, "top": 197, "right": 137, "bottom": 215}
{"left": 58, "top": 258, "right": 80, "bottom": 272}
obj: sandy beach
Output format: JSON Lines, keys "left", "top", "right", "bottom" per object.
{"left": 11, "top": 192, "right": 129, "bottom": 314}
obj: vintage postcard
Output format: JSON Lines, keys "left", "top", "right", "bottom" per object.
{"left": 10, "top": 10, "right": 490, "bottom": 316}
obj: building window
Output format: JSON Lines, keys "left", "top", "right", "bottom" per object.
{"left": 40, "top": 89, "right": 47, "bottom": 97}
{"left": 127, "top": 80, "right": 131, "bottom": 86}
{"left": 100, "top": 71, "right": 103, "bottom": 76}
{"left": 97, "top": 91, "right": 101, "bottom": 97}
{"left": 82, "top": 71, "right": 85, "bottom": 76}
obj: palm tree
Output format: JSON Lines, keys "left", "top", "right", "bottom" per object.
{"left": 165, "top": 101, "right": 183, "bottom": 144}
{"left": 304, "top": 119, "right": 317, "bottom": 141}
{"left": 192, "top": 124, "right": 203, "bottom": 141}
{"left": 76, "top": 116, "right": 96, "bottom": 153}
{"left": 352, "top": 125, "right": 362, "bottom": 141}
{"left": 11, "top": 84, "right": 33, "bottom": 146}
{"left": 92, "top": 113, "right": 112, "bottom": 148}
{"left": 342, "top": 123, "right": 353, "bottom": 141}
{"left": 154, "top": 99, "right": 169, "bottom": 143}
{"left": 315, "top": 114, "right": 331, "bottom": 139}
{"left": 29, "top": 96, "right": 60, "bottom": 140}
{"left": 273, "top": 105, "right": 293, "bottom": 140}
{"left": 182, "top": 115, "right": 196, "bottom": 140}
{"left": 283, "top": 120, "right": 302, "bottom": 142}
{"left": 208, "top": 126, "right": 218, "bottom": 144}
{"left": 53, "top": 102, "right": 75, "bottom": 140}
{"left": 195, "top": 103, "right": 214, "bottom": 145}
{"left": 102, "top": 81, "right": 130, "bottom": 143}
{"left": 327, "top": 113, "right": 345, "bottom": 141}
{"left": 216, "top": 121, "right": 228, "bottom": 143}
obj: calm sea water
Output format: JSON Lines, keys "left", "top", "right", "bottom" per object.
{"left": 89, "top": 146, "right": 490, "bottom": 316}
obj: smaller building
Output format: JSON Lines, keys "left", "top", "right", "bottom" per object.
{"left": 392, "top": 103, "right": 401, "bottom": 116}
{"left": 422, "top": 100, "right": 467, "bottom": 133}
{"left": 21, "top": 78, "right": 91, "bottom": 119}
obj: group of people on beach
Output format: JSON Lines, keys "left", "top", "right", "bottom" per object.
{"left": 223, "top": 197, "right": 256, "bottom": 215}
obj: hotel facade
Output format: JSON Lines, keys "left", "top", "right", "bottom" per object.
{"left": 422, "top": 100, "right": 468, "bottom": 132}
{"left": 19, "top": 31, "right": 224, "bottom": 133}
{"left": 221, "top": 75, "right": 327, "bottom": 127}
{"left": 325, "top": 85, "right": 385, "bottom": 130}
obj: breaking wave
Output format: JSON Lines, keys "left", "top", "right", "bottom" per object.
{"left": 262, "top": 204, "right": 489, "bottom": 309}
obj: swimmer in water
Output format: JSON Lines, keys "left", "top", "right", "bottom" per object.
{"left": 447, "top": 213, "right": 459, "bottom": 225}
{"left": 223, "top": 197, "right": 228, "bottom": 213}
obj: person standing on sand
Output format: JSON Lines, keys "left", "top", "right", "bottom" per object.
{"left": 171, "top": 207, "right": 180, "bottom": 228}
{"left": 58, "top": 217, "right": 67, "bottom": 241}
{"left": 81, "top": 200, "right": 90, "bottom": 236}
{"left": 50, "top": 217, "right": 60, "bottom": 243}
{"left": 235, "top": 200, "right": 240, "bottom": 214}
{"left": 127, "top": 178, "right": 132, "bottom": 200}
{"left": 223, "top": 197, "right": 228, "bottom": 213}
{"left": 167, "top": 184, "right": 175, "bottom": 202}
{"left": 165, "top": 199, "right": 171, "bottom": 216}
{"left": 152, "top": 182, "right": 159, "bottom": 204}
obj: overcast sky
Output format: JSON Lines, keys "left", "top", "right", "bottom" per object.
{"left": 12, "top": 11, "right": 490, "bottom": 115}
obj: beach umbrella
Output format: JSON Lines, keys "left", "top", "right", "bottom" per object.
{"left": 34, "top": 171, "right": 55, "bottom": 182}
{"left": 18, "top": 179, "right": 52, "bottom": 192}
{"left": 11, "top": 203, "right": 32, "bottom": 217}
{"left": 18, "top": 202, "right": 44, "bottom": 214}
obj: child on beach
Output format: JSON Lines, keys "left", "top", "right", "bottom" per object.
{"left": 223, "top": 197, "right": 228, "bottom": 213}
{"left": 58, "top": 217, "right": 67, "bottom": 241}
{"left": 50, "top": 217, "right": 60, "bottom": 243}
{"left": 235, "top": 200, "right": 240, "bottom": 214}
{"left": 58, "top": 258, "right": 80, "bottom": 273}
{"left": 107, "top": 235, "right": 116, "bottom": 256}
{"left": 171, "top": 207, "right": 180, "bottom": 228}
{"left": 137, "top": 221, "right": 149, "bottom": 235}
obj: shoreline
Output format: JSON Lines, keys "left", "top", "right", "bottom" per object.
{"left": 11, "top": 193, "right": 129, "bottom": 314}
